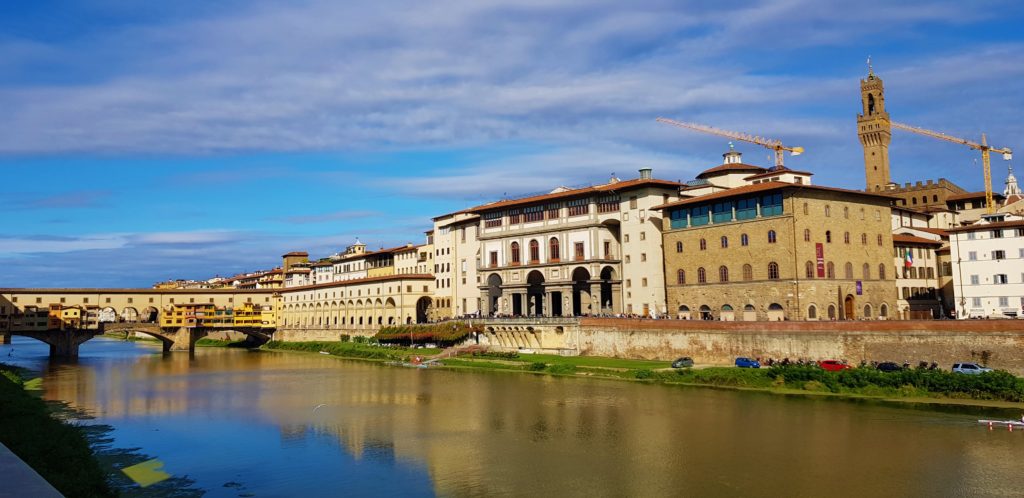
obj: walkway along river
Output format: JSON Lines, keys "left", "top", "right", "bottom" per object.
{"left": 3, "top": 336, "right": 1024, "bottom": 497}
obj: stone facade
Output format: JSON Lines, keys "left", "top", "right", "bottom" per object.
{"left": 660, "top": 184, "right": 897, "bottom": 321}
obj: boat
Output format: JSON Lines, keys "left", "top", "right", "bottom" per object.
{"left": 319, "top": 351, "right": 330, "bottom": 355}
{"left": 978, "top": 419, "right": 1024, "bottom": 429}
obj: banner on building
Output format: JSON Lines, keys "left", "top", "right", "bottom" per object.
{"left": 815, "top": 243, "right": 825, "bottom": 278}
{"left": 856, "top": 280, "right": 863, "bottom": 295}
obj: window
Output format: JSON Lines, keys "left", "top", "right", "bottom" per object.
{"left": 484, "top": 212, "right": 502, "bottom": 228}
{"left": 549, "top": 237, "right": 560, "bottom": 261}
{"left": 741, "top": 234, "right": 749, "bottom": 246}
{"left": 524, "top": 206, "right": 544, "bottom": 222}
{"left": 863, "top": 263, "right": 870, "bottom": 280}
{"left": 968, "top": 251, "right": 977, "bottom": 261}
{"left": 641, "top": 253, "right": 647, "bottom": 262}
{"left": 999, "top": 296, "right": 1010, "bottom": 307}
{"left": 992, "top": 229, "right": 1003, "bottom": 239}
{"left": 804, "top": 229, "right": 810, "bottom": 242}
{"left": 529, "top": 240, "right": 540, "bottom": 263}
{"left": 721, "top": 236, "right": 728, "bottom": 248}
{"left": 877, "top": 234, "right": 883, "bottom": 246}
{"left": 993, "top": 250, "right": 1005, "bottom": 260}
{"left": 597, "top": 196, "right": 620, "bottom": 213}
{"left": 624, "top": 234, "right": 630, "bottom": 243}
{"left": 574, "top": 242, "right": 584, "bottom": 260}
{"left": 568, "top": 199, "right": 589, "bottom": 216}
{"left": 967, "top": 232, "right": 976, "bottom": 240}
{"left": 736, "top": 198, "right": 757, "bottom": 220}
{"left": 642, "top": 278, "right": 648, "bottom": 287}
{"left": 802, "top": 202, "right": 809, "bottom": 215}
{"left": 509, "top": 210, "right": 521, "bottom": 224}
{"left": 625, "top": 255, "right": 631, "bottom": 264}
{"left": 743, "top": 264, "right": 753, "bottom": 281}
{"left": 808, "top": 305, "right": 817, "bottom": 319}
{"left": 970, "top": 275, "right": 979, "bottom": 285}
{"left": 767, "top": 262, "right": 780, "bottom": 280}
{"left": 604, "top": 241, "right": 611, "bottom": 258}
{"left": 640, "top": 231, "right": 646, "bottom": 241}
{"left": 879, "top": 264, "right": 886, "bottom": 280}
{"left": 761, "top": 193, "right": 783, "bottom": 216}
{"left": 972, "top": 297, "right": 982, "bottom": 307}
{"left": 806, "top": 261, "right": 815, "bottom": 278}
{"left": 825, "top": 230, "right": 832, "bottom": 243}
{"left": 844, "top": 232, "right": 850, "bottom": 244}
{"left": 676, "top": 241, "right": 683, "bottom": 253}
{"left": 860, "top": 208, "right": 865, "bottom": 220}
{"left": 719, "top": 266, "right": 729, "bottom": 282}
{"left": 510, "top": 242, "right": 520, "bottom": 264}
{"left": 825, "top": 205, "right": 831, "bottom": 217}
{"left": 690, "top": 205, "right": 710, "bottom": 226}
{"left": 768, "top": 230, "right": 777, "bottom": 244}
{"left": 547, "top": 204, "right": 560, "bottom": 219}
{"left": 677, "top": 270, "right": 686, "bottom": 285}
{"left": 712, "top": 201, "right": 733, "bottom": 223}
{"left": 629, "top": 196, "right": 638, "bottom": 209}
{"left": 861, "top": 233, "right": 867, "bottom": 245}
{"left": 827, "top": 262, "right": 835, "bottom": 279}
{"left": 843, "top": 207, "right": 849, "bottom": 219}
{"left": 844, "top": 262, "right": 853, "bottom": 279}
{"left": 699, "top": 238, "right": 707, "bottom": 251}
{"left": 995, "top": 274, "right": 1008, "bottom": 284}
{"left": 697, "top": 267, "right": 707, "bottom": 283}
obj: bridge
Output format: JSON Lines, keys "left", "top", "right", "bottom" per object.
{"left": 0, "top": 287, "right": 278, "bottom": 357}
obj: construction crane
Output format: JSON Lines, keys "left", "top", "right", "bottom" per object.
{"left": 891, "top": 122, "right": 1012, "bottom": 214}
{"left": 656, "top": 117, "right": 804, "bottom": 168}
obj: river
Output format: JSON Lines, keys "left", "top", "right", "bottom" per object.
{"left": 2, "top": 336, "right": 1023, "bottom": 497}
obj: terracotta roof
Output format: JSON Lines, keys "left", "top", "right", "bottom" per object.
{"left": 696, "top": 163, "right": 767, "bottom": 179}
{"left": 467, "top": 177, "right": 681, "bottom": 213}
{"left": 893, "top": 234, "right": 943, "bottom": 246}
{"left": 742, "top": 168, "right": 813, "bottom": 181}
{"left": 947, "top": 191, "right": 1005, "bottom": 202}
{"left": 947, "top": 219, "right": 1024, "bottom": 232}
{"left": 912, "top": 227, "right": 950, "bottom": 237}
{"left": 282, "top": 251, "right": 308, "bottom": 257}
{"left": 436, "top": 214, "right": 480, "bottom": 229}
{"left": 0, "top": 287, "right": 273, "bottom": 294}
{"left": 651, "top": 181, "right": 896, "bottom": 210}
{"left": 918, "top": 206, "right": 955, "bottom": 213}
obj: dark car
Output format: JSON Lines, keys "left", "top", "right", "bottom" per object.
{"left": 671, "top": 357, "right": 694, "bottom": 368}
{"left": 876, "top": 362, "right": 903, "bottom": 372}
{"left": 735, "top": 357, "right": 761, "bottom": 368}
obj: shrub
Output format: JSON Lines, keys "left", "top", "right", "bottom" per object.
{"left": 472, "top": 351, "right": 520, "bottom": 360}
{"left": 548, "top": 364, "right": 577, "bottom": 375}
{"left": 374, "top": 322, "right": 482, "bottom": 346}
{"left": 339, "top": 334, "right": 351, "bottom": 342}
{"left": 634, "top": 369, "right": 654, "bottom": 380}
{"left": 528, "top": 362, "right": 547, "bottom": 371}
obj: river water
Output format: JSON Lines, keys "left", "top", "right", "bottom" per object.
{"left": 2, "top": 336, "right": 1023, "bottom": 497}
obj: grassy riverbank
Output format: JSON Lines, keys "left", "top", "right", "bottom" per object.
{"left": 0, "top": 363, "right": 114, "bottom": 498}
{"left": 263, "top": 340, "right": 441, "bottom": 361}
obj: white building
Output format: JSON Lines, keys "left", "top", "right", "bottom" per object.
{"left": 948, "top": 213, "right": 1024, "bottom": 318}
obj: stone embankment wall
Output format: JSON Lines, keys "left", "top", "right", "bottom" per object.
{"left": 578, "top": 319, "right": 1024, "bottom": 374}
{"left": 274, "top": 327, "right": 377, "bottom": 342}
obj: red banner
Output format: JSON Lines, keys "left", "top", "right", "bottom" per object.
{"left": 816, "top": 243, "right": 825, "bottom": 278}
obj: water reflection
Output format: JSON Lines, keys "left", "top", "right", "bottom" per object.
{"left": 3, "top": 336, "right": 1024, "bottom": 497}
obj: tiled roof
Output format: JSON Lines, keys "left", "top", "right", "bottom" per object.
{"left": 893, "top": 234, "right": 943, "bottom": 246}
{"left": 651, "top": 181, "right": 896, "bottom": 210}
{"left": 947, "top": 191, "right": 1005, "bottom": 202}
{"left": 467, "top": 177, "right": 681, "bottom": 213}
{"left": 282, "top": 251, "right": 308, "bottom": 257}
{"left": 696, "top": 162, "right": 767, "bottom": 179}
{"left": 912, "top": 227, "right": 950, "bottom": 237}
{"left": 947, "top": 219, "right": 1024, "bottom": 232}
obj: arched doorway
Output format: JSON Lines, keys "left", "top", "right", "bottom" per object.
{"left": 571, "top": 267, "right": 591, "bottom": 316}
{"left": 486, "top": 273, "right": 503, "bottom": 316}
{"left": 121, "top": 307, "right": 139, "bottom": 323}
{"left": 526, "top": 270, "right": 545, "bottom": 316}
{"left": 742, "top": 304, "right": 756, "bottom": 321}
{"left": 844, "top": 295, "right": 855, "bottom": 320}
{"left": 415, "top": 297, "right": 432, "bottom": 323}
{"left": 767, "top": 303, "right": 785, "bottom": 321}
{"left": 699, "top": 305, "right": 713, "bottom": 320}
{"left": 677, "top": 305, "right": 691, "bottom": 320}
{"left": 141, "top": 307, "right": 158, "bottom": 323}
{"left": 599, "top": 266, "right": 617, "bottom": 314}
{"left": 721, "top": 304, "right": 735, "bottom": 321}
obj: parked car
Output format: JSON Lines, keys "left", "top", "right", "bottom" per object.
{"left": 876, "top": 362, "right": 903, "bottom": 372}
{"left": 735, "top": 357, "right": 761, "bottom": 368}
{"left": 671, "top": 357, "right": 694, "bottom": 368}
{"left": 818, "top": 360, "right": 851, "bottom": 372}
{"left": 952, "top": 362, "right": 993, "bottom": 375}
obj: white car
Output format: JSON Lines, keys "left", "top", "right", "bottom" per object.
{"left": 952, "top": 363, "right": 992, "bottom": 374}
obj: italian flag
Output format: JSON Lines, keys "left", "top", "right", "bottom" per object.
{"left": 904, "top": 250, "right": 913, "bottom": 268}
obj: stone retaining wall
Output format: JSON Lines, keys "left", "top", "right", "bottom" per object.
{"left": 577, "top": 318, "right": 1024, "bottom": 374}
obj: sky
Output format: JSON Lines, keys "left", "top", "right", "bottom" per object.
{"left": 1, "top": 0, "right": 1022, "bottom": 287}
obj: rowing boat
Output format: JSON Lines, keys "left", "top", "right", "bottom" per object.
{"left": 978, "top": 419, "right": 1024, "bottom": 427}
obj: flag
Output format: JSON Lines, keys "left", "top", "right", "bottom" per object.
{"left": 904, "top": 249, "right": 913, "bottom": 268}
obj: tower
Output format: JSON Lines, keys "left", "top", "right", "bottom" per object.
{"left": 858, "top": 60, "right": 892, "bottom": 191}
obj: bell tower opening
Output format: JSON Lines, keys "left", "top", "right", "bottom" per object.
{"left": 858, "top": 60, "right": 891, "bottom": 192}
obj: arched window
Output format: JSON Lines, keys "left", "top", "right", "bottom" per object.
{"left": 721, "top": 236, "right": 728, "bottom": 248}
{"left": 741, "top": 234, "right": 749, "bottom": 246}
{"left": 768, "top": 230, "right": 777, "bottom": 244}
{"left": 879, "top": 264, "right": 886, "bottom": 280}
{"left": 880, "top": 303, "right": 889, "bottom": 318}
{"left": 861, "top": 233, "right": 867, "bottom": 245}
{"left": 825, "top": 205, "right": 831, "bottom": 217}
{"left": 767, "top": 262, "right": 780, "bottom": 280}
{"left": 808, "top": 304, "right": 817, "bottom": 319}
{"left": 804, "top": 229, "right": 810, "bottom": 242}
{"left": 742, "top": 264, "right": 753, "bottom": 281}
{"left": 676, "top": 241, "right": 683, "bottom": 253}
{"left": 860, "top": 208, "right": 865, "bottom": 220}
{"left": 700, "top": 238, "right": 707, "bottom": 251}
{"left": 677, "top": 269, "right": 686, "bottom": 285}
{"left": 510, "top": 242, "right": 521, "bottom": 264}
{"left": 697, "top": 267, "right": 707, "bottom": 284}
{"left": 827, "top": 262, "right": 835, "bottom": 279}
{"left": 529, "top": 239, "right": 539, "bottom": 263}
{"left": 828, "top": 304, "right": 837, "bottom": 320}
{"left": 843, "top": 207, "right": 849, "bottom": 219}
{"left": 863, "top": 304, "right": 873, "bottom": 318}
{"left": 844, "top": 232, "right": 850, "bottom": 244}
{"left": 844, "top": 262, "right": 853, "bottom": 279}
{"left": 826, "top": 230, "right": 832, "bottom": 243}
{"left": 719, "top": 265, "right": 729, "bottom": 282}
{"left": 912, "top": 197, "right": 918, "bottom": 205}
{"left": 805, "top": 261, "right": 815, "bottom": 278}
{"left": 549, "top": 237, "right": 560, "bottom": 261}
{"left": 863, "top": 263, "right": 870, "bottom": 280}
{"left": 921, "top": 196, "right": 927, "bottom": 204}
{"left": 877, "top": 234, "right": 883, "bottom": 246}
{"left": 803, "top": 202, "right": 809, "bottom": 215}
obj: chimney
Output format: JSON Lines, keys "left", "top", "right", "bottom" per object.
{"left": 639, "top": 168, "right": 652, "bottom": 180}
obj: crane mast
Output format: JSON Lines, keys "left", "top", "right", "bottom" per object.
{"left": 656, "top": 117, "right": 803, "bottom": 168}
{"left": 892, "top": 122, "right": 1013, "bottom": 213}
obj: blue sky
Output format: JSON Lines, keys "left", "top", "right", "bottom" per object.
{"left": 1, "top": 0, "right": 1022, "bottom": 287}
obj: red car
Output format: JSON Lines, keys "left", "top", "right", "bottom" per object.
{"left": 818, "top": 360, "right": 851, "bottom": 371}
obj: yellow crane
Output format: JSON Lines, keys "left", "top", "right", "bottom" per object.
{"left": 656, "top": 117, "right": 804, "bottom": 168}
{"left": 891, "top": 121, "right": 1013, "bottom": 214}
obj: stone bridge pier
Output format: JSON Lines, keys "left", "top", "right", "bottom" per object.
{"left": 103, "top": 323, "right": 272, "bottom": 353}
{"left": 16, "top": 329, "right": 101, "bottom": 359}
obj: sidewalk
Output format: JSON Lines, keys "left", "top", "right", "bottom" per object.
{"left": 0, "top": 442, "right": 62, "bottom": 498}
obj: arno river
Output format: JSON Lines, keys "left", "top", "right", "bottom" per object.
{"left": 3, "top": 337, "right": 1024, "bottom": 497}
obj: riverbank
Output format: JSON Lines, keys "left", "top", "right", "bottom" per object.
{"left": 266, "top": 342, "right": 1024, "bottom": 408}
{"left": 0, "top": 363, "right": 114, "bottom": 498}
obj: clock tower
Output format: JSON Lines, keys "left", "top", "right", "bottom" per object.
{"left": 858, "top": 60, "right": 892, "bottom": 191}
